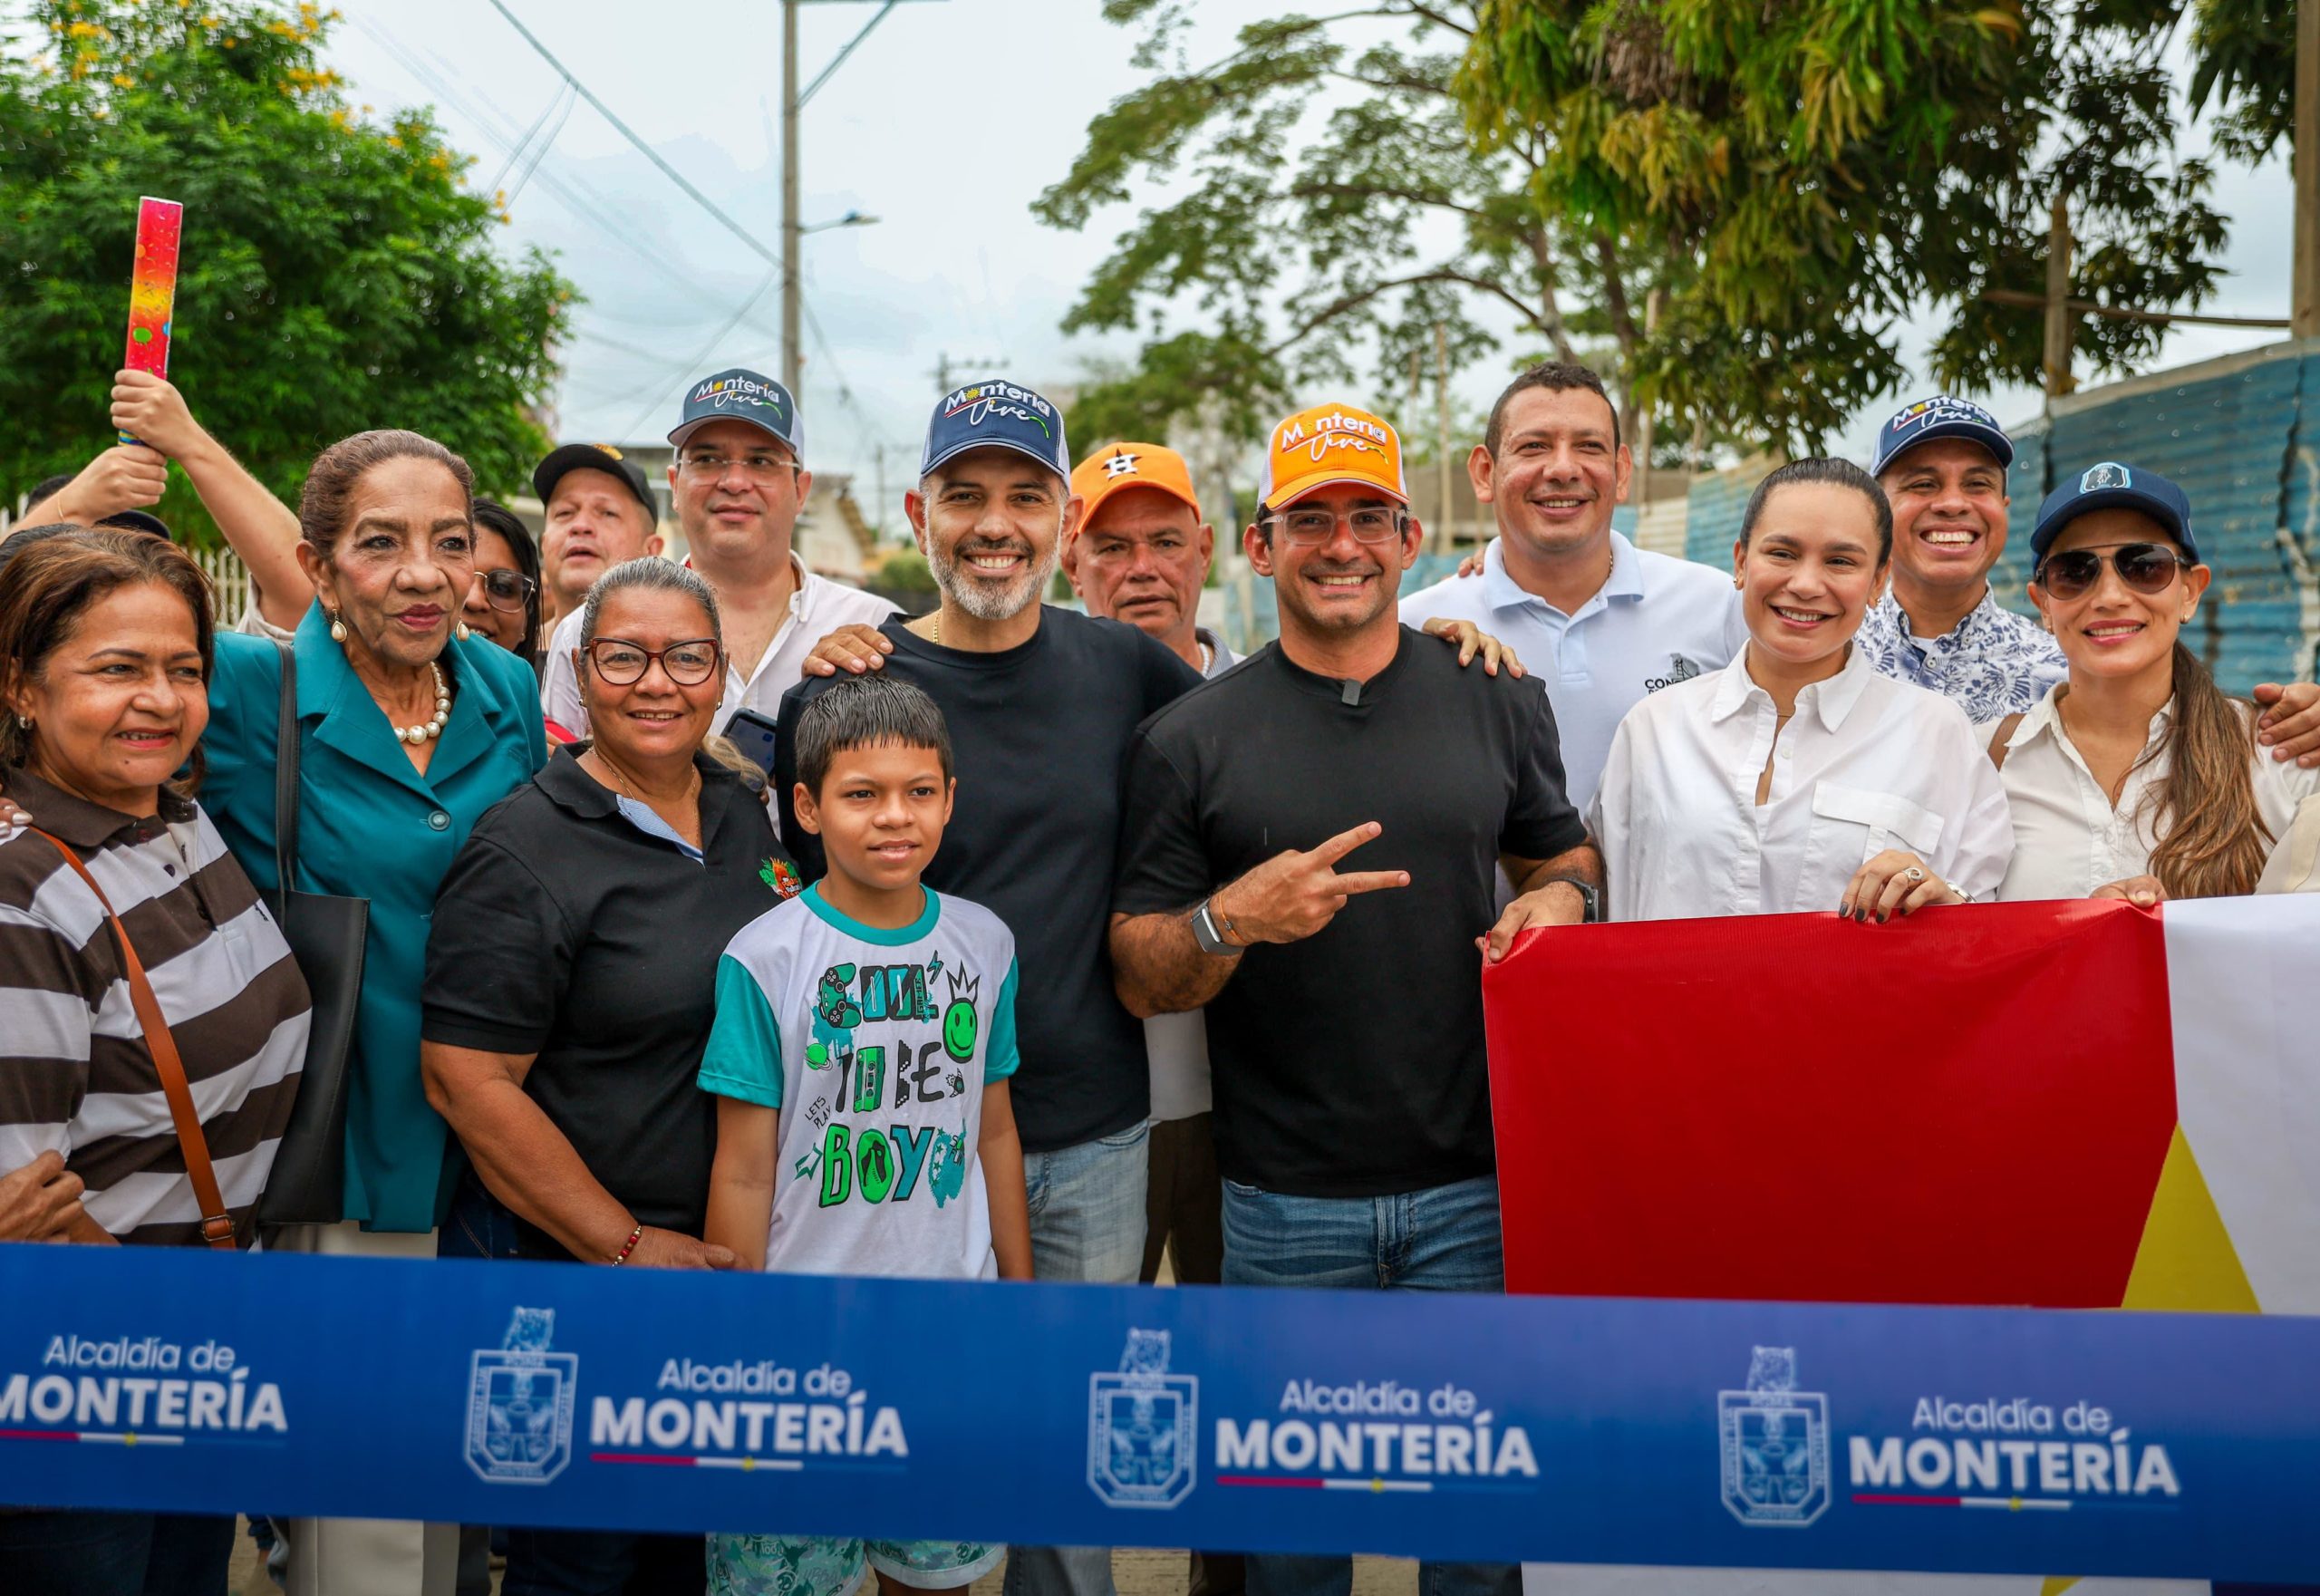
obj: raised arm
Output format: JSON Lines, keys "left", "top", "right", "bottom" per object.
{"left": 110, "top": 371, "right": 308, "bottom": 630}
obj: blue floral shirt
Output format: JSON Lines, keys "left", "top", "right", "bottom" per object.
{"left": 1856, "top": 587, "right": 2067, "bottom": 722}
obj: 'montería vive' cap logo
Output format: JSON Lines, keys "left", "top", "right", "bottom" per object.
{"left": 1717, "top": 1346, "right": 1830, "bottom": 1526}
{"left": 1888, "top": 395, "right": 1994, "bottom": 435}
{"left": 943, "top": 383, "right": 1054, "bottom": 438}
{"left": 1088, "top": 1328, "right": 1197, "bottom": 1509}
{"left": 465, "top": 1307, "right": 578, "bottom": 1485}
{"left": 692, "top": 375, "right": 790, "bottom": 424}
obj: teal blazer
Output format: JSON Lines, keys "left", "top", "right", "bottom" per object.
{"left": 205, "top": 603, "right": 546, "bottom": 1233}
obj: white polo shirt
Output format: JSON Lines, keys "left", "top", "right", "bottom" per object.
{"left": 1589, "top": 643, "right": 2015, "bottom": 922}
{"left": 540, "top": 551, "right": 895, "bottom": 739}
{"left": 1987, "top": 688, "right": 2320, "bottom": 902}
{"left": 1400, "top": 532, "right": 1746, "bottom": 811}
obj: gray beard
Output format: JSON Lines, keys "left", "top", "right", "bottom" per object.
{"left": 929, "top": 530, "right": 1061, "bottom": 623}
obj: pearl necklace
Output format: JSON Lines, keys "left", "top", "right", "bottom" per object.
{"left": 392, "top": 663, "right": 453, "bottom": 745}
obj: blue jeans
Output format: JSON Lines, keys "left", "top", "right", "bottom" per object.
{"left": 1001, "top": 1119, "right": 1150, "bottom": 1596}
{"left": 0, "top": 1509, "right": 236, "bottom": 1596}
{"left": 1221, "top": 1175, "right": 1517, "bottom": 1596}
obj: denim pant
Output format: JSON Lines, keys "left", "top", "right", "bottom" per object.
{"left": 1000, "top": 1119, "right": 1151, "bottom": 1596}
{"left": 1222, "top": 1175, "right": 1519, "bottom": 1596}
{"left": 0, "top": 1509, "right": 237, "bottom": 1596}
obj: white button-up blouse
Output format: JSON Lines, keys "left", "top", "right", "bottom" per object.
{"left": 1590, "top": 644, "right": 2016, "bottom": 922}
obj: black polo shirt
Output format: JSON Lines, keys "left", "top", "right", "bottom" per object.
{"left": 422, "top": 749, "right": 798, "bottom": 1261}
{"left": 776, "top": 608, "right": 1201, "bottom": 1154}
{"left": 1113, "top": 627, "right": 1588, "bottom": 1198}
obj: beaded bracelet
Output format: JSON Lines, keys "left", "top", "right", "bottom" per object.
{"left": 610, "top": 1224, "right": 643, "bottom": 1266}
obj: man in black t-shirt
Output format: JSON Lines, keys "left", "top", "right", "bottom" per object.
{"left": 1110, "top": 401, "right": 1600, "bottom": 1596}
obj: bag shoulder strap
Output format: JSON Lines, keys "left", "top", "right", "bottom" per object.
{"left": 1987, "top": 712, "right": 2026, "bottom": 770}
{"left": 32, "top": 827, "right": 237, "bottom": 1251}
{"left": 273, "top": 636, "right": 299, "bottom": 908}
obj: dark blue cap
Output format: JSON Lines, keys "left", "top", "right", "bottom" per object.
{"left": 669, "top": 369, "right": 804, "bottom": 461}
{"left": 920, "top": 381, "right": 1069, "bottom": 482}
{"left": 1870, "top": 394, "right": 2014, "bottom": 477}
{"left": 2031, "top": 461, "right": 2197, "bottom": 566}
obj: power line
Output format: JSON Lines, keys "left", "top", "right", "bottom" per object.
{"left": 485, "top": 80, "right": 572, "bottom": 197}
{"left": 506, "top": 85, "right": 579, "bottom": 206}
{"left": 614, "top": 267, "right": 785, "bottom": 443}
{"left": 483, "top": 0, "right": 783, "bottom": 273}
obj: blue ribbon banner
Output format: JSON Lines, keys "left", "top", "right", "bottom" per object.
{"left": 3, "top": 1245, "right": 2316, "bottom": 1581}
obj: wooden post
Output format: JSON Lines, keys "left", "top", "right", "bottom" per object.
{"left": 1634, "top": 286, "right": 1665, "bottom": 508}
{"left": 2043, "top": 189, "right": 2076, "bottom": 397}
{"left": 1435, "top": 321, "right": 1455, "bottom": 554}
{"left": 2296, "top": 0, "right": 2318, "bottom": 339}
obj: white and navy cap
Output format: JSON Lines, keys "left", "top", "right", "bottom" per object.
{"left": 920, "top": 381, "right": 1070, "bottom": 481}
{"left": 1871, "top": 394, "right": 2014, "bottom": 477}
{"left": 669, "top": 368, "right": 805, "bottom": 461}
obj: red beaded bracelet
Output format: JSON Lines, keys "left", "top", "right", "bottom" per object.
{"left": 610, "top": 1224, "right": 643, "bottom": 1266}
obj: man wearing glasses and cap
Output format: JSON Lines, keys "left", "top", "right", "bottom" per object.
{"left": 539, "top": 368, "right": 896, "bottom": 740}
{"left": 1110, "top": 401, "right": 1600, "bottom": 1596}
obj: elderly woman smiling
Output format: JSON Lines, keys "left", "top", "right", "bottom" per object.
{"left": 422, "top": 558, "right": 799, "bottom": 1594}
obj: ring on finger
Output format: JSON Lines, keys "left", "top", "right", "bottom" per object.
{"left": 1902, "top": 866, "right": 1926, "bottom": 883}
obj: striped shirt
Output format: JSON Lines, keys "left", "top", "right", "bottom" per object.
{"left": 0, "top": 769, "right": 310, "bottom": 1246}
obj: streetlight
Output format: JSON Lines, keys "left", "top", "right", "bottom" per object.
{"left": 800, "top": 211, "right": 879, "bottom": 237}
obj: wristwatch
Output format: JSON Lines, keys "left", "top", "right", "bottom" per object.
{"left": 1191, "top": 896, "right": 1240, "bottom": 956}
{"left": 1545, "top": 877, "right": 1601, "bottom": 924}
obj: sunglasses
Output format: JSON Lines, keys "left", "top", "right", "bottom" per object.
{"left": 476, "top": 569, "right": 537, "bottom": 614}
{"left": 2033, "top": 543, "right": 2192, "bottom": 601}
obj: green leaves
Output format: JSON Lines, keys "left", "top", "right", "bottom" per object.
{"left": 0, "top": 0, "right": 575, "bottom": 545}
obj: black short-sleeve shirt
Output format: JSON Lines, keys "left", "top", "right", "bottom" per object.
{"left": 1113, "top": 627, "right": 1587, "bottom": 1198}
{"left": 422, "top": 750, "right": 797, "bottom": 1260}
{"left": 777, "top": 608, "right": 1201, "bottom": 1154}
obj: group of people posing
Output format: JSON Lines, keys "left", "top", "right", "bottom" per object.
{"left": 1, "top": 355, "right": 2317, "bottom": 1596}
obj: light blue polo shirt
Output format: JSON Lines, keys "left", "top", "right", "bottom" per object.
{"left": 1400, "top": 532, "right": 1745, "bottom": 810}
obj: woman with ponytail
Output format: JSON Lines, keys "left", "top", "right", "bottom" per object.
{"left": 1989, "top": 462, "right": 2318, "bottom": 903}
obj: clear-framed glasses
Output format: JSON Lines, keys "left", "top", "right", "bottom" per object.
{"left": 476, "top": 569, "right": 536, "bottom": 614}
{"left": 676, "top": 448, "right": 798, "bottom": 482}
{"left": 1262, "top": 507, "right": 1407, "bottom": 546}
{"left": 585, "top": 637, "right": 722, "bottom": 687}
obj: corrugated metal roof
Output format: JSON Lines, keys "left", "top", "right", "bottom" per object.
{"left": 2002, "top": 338, "right": 2320, "bottom": 693}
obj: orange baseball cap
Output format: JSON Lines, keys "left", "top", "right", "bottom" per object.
{"left": 1258, "top": 401, "right": 1407, "bottom": 511}
{"left": 1071, "top": 440, "right": 1202, "bottom": 524}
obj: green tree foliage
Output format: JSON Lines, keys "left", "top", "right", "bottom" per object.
{"left": 2186, "top": 0, "right": 2299, "bottom": 165}
{"left": 1462, "top": 3, "right": 2238, "bottom": 440}
{"left": 1036, "top": 3, "right": 1678, "bottom": 453}
{"left": 0, "top": 0, "right": 575, "bottom": 541}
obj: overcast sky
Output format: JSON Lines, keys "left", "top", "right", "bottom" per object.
{"left": 309, "top": 0, "right": 2299, "bottom": 501}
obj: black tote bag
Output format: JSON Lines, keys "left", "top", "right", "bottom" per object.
{"left": 256, "top": 637, "right": 371, "bottom": 1227}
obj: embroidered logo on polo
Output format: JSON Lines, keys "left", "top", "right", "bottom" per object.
{"left": 1644, "top": 653, "right": 1702, "bottom": 693}
{"left": 792, "top": 954, "right": 988, "bottom": 1209}
{"left": 759, "top": 857, "right": 803, "bottom": 899}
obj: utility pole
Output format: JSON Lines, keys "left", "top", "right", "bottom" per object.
{"left": 1434, "top": 321, "right": 1454, "bottom": 555}
{"left": 2296, "top": 0, "right": 2318, "bottom": 339}
{"left": 781, "top": 0, "right": 803, "bottom": 394}
{"left": 2042, "top": 190, "right": 2076, "bottom": 400}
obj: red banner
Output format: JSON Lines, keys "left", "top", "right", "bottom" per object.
{"left": 1482, "top": 901, "right": 2177, "bottom": 1308}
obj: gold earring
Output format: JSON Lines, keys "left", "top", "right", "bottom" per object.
{"left": 328, "top": 613, "right": 348, "bottom": 643}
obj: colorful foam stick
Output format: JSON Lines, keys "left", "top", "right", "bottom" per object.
{"left": 119, "top": 196, "right": 184, "bottom": 443}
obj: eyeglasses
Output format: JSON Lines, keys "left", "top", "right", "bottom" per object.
{"left": 677, "top": 449, "right": 798, "bottom": 482}
{"left": 475, "top": 570, "right": 536, "bottom": 614}
{"left": 585, "top": 637, "right": 722, "bottom": 686}
{"left": 2034, "top": 543, "right": 2193, "bottom": 601}
{"left": 1261, "top": 507, "right": 1407, "bottom": 546}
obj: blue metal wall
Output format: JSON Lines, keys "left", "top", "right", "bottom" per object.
{"left": 1999, "top": 339, "right": 2320, "bottom": 692}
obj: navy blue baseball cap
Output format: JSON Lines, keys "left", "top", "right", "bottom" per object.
{"left": 2031, "top": 461, "right": 2197, "bottom": 566}
{"left": 1870, "top": 394, "right": 2015, "bottom": 477}
{"left": 669, "top": 368, "right": 805, "bottom": 461}
{"left": 920, "top": 381, "right": 1070, "bottom": 482}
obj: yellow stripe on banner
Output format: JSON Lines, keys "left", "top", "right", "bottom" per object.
{"left": 2038, "top": 1579, "right": 2081, "bottom": 1595}
{"left": 2121, "top": 1125, "right": 2262, "bottom": 1312}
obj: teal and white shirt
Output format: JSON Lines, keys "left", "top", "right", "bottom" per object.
{"left": 700, "top": 884, "right": 1020, "bottom": 1282}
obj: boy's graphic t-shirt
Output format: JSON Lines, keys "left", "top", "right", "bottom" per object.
{"left": 700, "top": 884, "right": 1020, "bottom": 1282}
